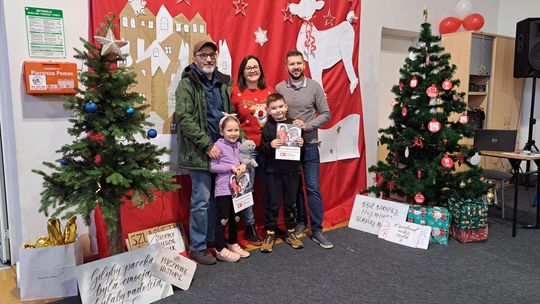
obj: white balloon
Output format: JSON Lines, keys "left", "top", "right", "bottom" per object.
{"left": 454, "top": 0, "right": 473, "bottom": 19}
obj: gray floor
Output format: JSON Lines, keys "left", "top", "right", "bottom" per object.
{"left": 55, "top": 185, "right": 540, "bottom": 304}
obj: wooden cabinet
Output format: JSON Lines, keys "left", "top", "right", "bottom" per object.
{"left": 441, "top": 31, "right": 524, "bottom": 170}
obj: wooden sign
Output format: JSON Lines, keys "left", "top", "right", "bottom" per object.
{"left": 150, "top": 247, "right": 197, "bottom": 291}
{"left": 126, "top": 222, "right": 184, "bottom": 250}
{"left": 76, "top": 245, "right": 173, "bottom": 304}
{"left": 348, "top": 195, "right": 410, "bottom": 235}
{"left": 148, "top": 228, "right": 186, "bottom": 253}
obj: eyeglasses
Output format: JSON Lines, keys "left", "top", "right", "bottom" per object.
{"left": 245, "top": 65, "right": 260, "bottom": 72}
{"left": 196, "top": 52, "right": 217, "bottom": 60}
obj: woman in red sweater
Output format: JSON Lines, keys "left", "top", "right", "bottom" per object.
{"left": 232, "top": 55, "right": 273, "bottom": 246}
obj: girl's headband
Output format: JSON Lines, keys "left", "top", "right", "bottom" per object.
{"left": 219, "top": 113, "right": 239, "bottom": 129}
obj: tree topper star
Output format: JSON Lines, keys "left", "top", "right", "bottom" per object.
{"left": 254, "top": 27, "right": 268, "bottom": 47}
{"left": 233, "top": 0, "right": 248, "bottom": 16}
{"left": 94, "top": 29, "right": 127, "bottom": 57}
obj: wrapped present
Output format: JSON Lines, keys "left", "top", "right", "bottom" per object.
{"left": 407, "top": 205, "right": 451, "bottom": 244}
{"left": 450, "top": 224, "right": 489, "bottom": 243}
{"left": 448, "top": 197, "right": 488, "bottom": 230}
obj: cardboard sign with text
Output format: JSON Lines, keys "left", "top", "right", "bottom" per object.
{"left": 232, "top": 191, "right": 254, "bottom": 213}
{"left": 148, "top": 227, "right": 186, "bottom": 253}
{"left": 348, "top": 195, "right": 410, "bottom": 235}
{"left": 126, "top": 222, "right": 185, "bottom": 251}
{"left": 150, "top": 247, "right": 197, "bottom": 290}
{"left": 378, "top": 218, "right": 431, "bottom": 249}
{"left": 76, "top": 245, "right": 173, "bottom": 304}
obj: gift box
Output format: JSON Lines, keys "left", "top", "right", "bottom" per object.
{"left": 450, "top": 224, "right": 489, "bottom": 243}
{"left": 407, "top": 205, "right": 451, "bottom": 244}
{"left": 448, "top": 197, "right": 488, "bottom": 230}
{"left": 18, "top": 240, "right": 83, "bottom": 301}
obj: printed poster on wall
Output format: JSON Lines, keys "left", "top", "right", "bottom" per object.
{"left": 25, "top": 6, "right": 66, "bottom": 58}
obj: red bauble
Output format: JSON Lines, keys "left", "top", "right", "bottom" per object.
{"left": 399, "top": 82, "right": 404, "bottom": 92}
{"left": 414, "top": 192, "right": 425, "bottom": 204}
{"left": 402, "top": 106, "right": 408, "bottom": 117}
{"left": 94, "top": 154, "right": 102, "bottom": 164}
{"left": 375, "top": 172, "right": 384, "bottom": 186}
{"left": 463, "top": 13, "right": 485, "bottom": 31}
{"left": 426, "top": 84, "right": 439, "bottom": 98}
{"left": 439, "top": 17, "right": 461, "bottom": 34}
{"left": 428, "top": 118, "right": 441, "bottom": 133}
{"left": 442, "top": 79, "right": 452, "bottom": 90}
{"left": 409, "top": 76, "right": 418, "bottom": 88}
{"left": 441, "top": 153, "right": 454, "bottom": 168}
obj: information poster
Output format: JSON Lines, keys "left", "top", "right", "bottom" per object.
{"left": 25, "top": 6, "right": 66, "bottom": 58}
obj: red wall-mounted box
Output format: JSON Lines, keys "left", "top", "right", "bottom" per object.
{"left": 24, "top": 61, "right": 78, "bottom": 95}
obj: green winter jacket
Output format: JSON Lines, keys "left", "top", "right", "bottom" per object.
{"left": 175, "top": 65, "right": 233, "bottom": 171}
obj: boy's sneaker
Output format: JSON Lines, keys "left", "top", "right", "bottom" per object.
{"left": 312, "top": 231, "right": 334, "bottom": 249}
{"left": 244, "top": 224, "right": 262, "bottom": 246}
{"left": 228, "top": 243, "right": 250, "bottom": 258}
{"left": 285, "top": 229, "right": 304, "bottom": 249}
{"left": 189, "top": 249, "right": 216, "bottom": 265}
{"left": 216, "top": 248, "right": 241, "bottom": 263}
{"left": 260, "top": 230, "right": 276, "bottom": 253}
{"left": 294, "top": 222, "right": 308, "bottom": 237}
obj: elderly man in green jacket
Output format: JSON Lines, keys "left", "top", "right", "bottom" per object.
{"left": 175, "top": 40, "right": 233, "bottom": 265}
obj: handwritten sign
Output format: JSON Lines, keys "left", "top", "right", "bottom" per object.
{"left": 148, "top": 228, "right": 186, "bottom": 253}
{"left": 150, "top": 247, "right": 197, "bottom": 290}
{"left": 233, "top": 191, "right": 254, "bottom": 213}
{"left": 379, "top": 218, "right": 431, "bottom": 249}
{"left": 126, "top": 222, "right": 183, "bottom": 250}
{"left": 348, "top": 195, "right": 410, "bottom": 235}
{"left": 76, "top": 245, "right": 173, "bottom": 304}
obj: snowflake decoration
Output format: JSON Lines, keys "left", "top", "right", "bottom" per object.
{"left": 233, "top": 0, "right": 248, "bottom": 16}
{"left": 323, "top": 9, "right": 335, "bottom": 27}
{"left": 281, "top": 3, "right": 293, "bottom": 23}
{"left": 135, "top": 0, "right": 147, "bottom": 16}
{"left": 177, "top": 0, "right": 190, "bottom": 5}
{"left": 254, "top": 27, "right": 268, "bottom": 47}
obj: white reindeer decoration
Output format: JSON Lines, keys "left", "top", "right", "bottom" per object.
{"left": 289, "top": 0, "right": 359, "bottom": 94}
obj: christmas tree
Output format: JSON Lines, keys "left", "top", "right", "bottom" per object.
{"left": 367, "top": 22, "right": 489, "bottom": 206}
{"left": 33, "top": 17, "right": 178, "bottom": 255}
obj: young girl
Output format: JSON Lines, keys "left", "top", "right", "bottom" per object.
{"left": 210, "top": 115, "right": 251, "bottom": 262}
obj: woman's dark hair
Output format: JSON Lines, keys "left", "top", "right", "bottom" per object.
{"left": 237, "top": 55, "right": 267, "bottom": 91}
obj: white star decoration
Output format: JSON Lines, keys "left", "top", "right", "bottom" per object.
{"left": 177, "top": 0, "right": 190, "bottom": 5}
{"left": 323, "top": 9, "right": 336, "bottom": 27}
{"left": 233, "top": 0, "right": 248, "bottom": 16}
{"left": 94, "top": 29, "right": 128, "bottom": 57}
{"left": 254, "top": 27, "right": 268, "bottom": 46}
{"left": 281, "top": 3, "right": 293, "bottom": 23}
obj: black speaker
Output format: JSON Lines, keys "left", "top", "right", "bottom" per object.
{"left": 514, "top": 18, "right": 540, "bottom": 78}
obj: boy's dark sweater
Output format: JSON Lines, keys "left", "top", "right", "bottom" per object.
{"left": 261, "top": 118, "right": 302, "bottom": 175}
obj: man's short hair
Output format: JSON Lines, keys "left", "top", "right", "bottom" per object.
{"left": 285, "top": 50, "right": 303, "bottom": 61}
{"left": 266, "top": 93, "right": 286, "bottom": 106}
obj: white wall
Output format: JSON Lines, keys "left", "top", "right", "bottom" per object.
{"left": 360, "top": 0, "right": 501, "bottom": 185}
{"left": 1, "top": 0, "right": 89, "bottom": 262}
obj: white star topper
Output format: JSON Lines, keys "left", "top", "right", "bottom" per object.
{"left": 254, "top": 27, "right": 268, "bottom": 47}
{"left": 94, "top": 29, "right": 127, "bottom": 56}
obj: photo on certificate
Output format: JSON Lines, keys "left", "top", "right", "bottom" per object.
{"left": 229, "top": 172, "right": 252, "bottom": 199}
{"left": 276, "top": 123, "right": 301, "bottom": 160}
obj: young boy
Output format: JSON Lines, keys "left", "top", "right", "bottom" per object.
{"left": 259, "top": 93, "right": 304, "bottom": 253}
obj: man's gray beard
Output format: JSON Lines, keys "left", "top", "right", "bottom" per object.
{"left": 202, "top": 66, "right": 215, "bottom": 75}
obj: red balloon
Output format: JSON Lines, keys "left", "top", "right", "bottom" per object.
{"left": 463, "top": 13, "right": 484, "bottom": 31}
{"left": 439, "top": 17, "right": 461, "bottom": 34}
